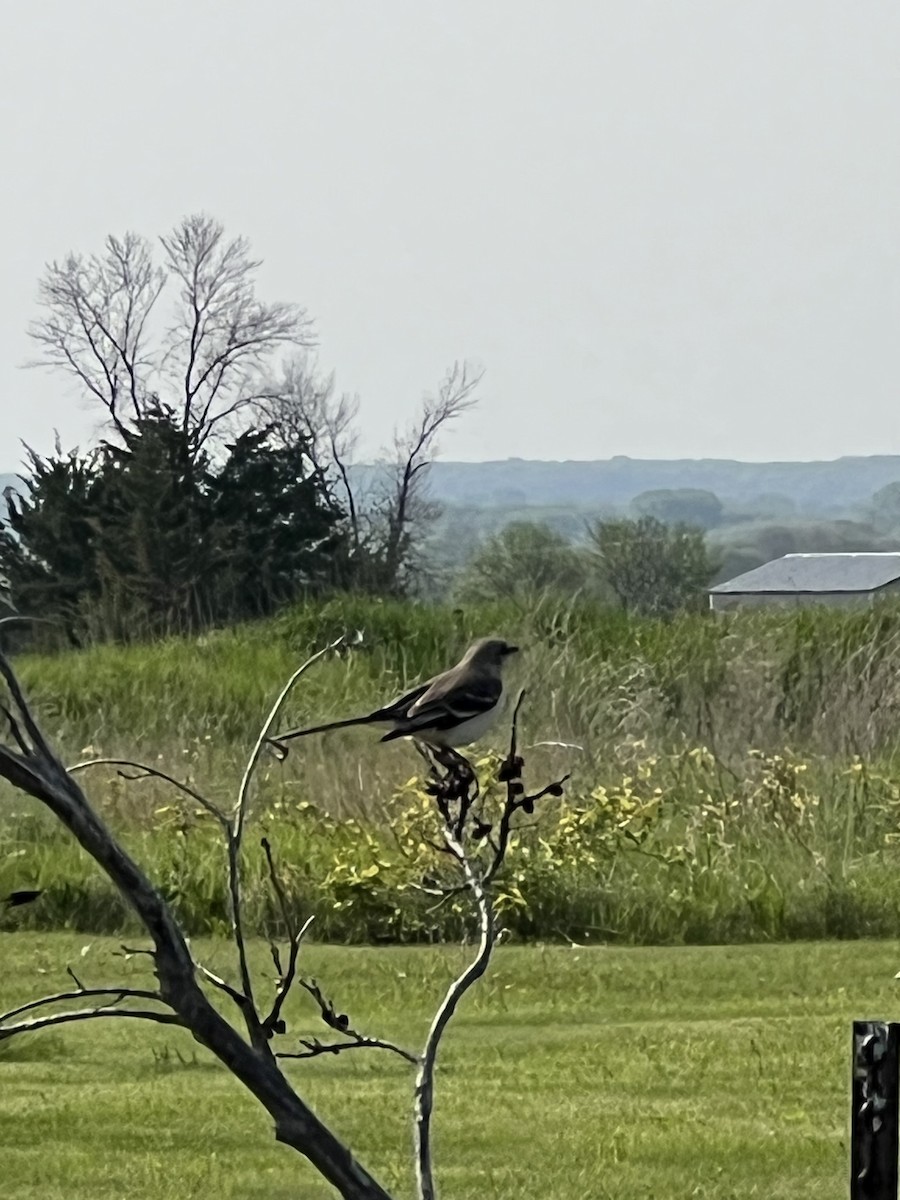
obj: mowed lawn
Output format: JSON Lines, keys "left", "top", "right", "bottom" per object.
{"left": 1, "top": 935, "right": 897, "bottom": 1199}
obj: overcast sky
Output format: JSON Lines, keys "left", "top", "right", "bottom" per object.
{"left": 1, "top": 0, "right": 898, "bottom": 468}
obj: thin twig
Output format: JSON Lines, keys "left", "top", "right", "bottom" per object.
{"left": 260, "top": 836, "right": 297, "bottom": 933}
{"left": 260, "top": 835, "right": 315, "bottom": 1037}
{"left": 0, "top": 986, "right": 164, "bottom": 1024}
{"left": 234, "top": 637, "right": 346, "bottom": 833}
{"left": 295, "top": 976, "right": 418, "bottom": 1064}
{"left": 194, "top": 961, "right": 249, "bottom": 1010}
{"left": 279, "top": 1036, "right": 419, "bottom": 1065}
{"left": 117, "top": 944, "right": 156, "bottom": 960}
{"left": 68, "top": 758, "right": 227, "bottom": 827}
{"left": 65, "top": 965, "right": 85, "bottom": 991}
{"left": 0, "top": 652, "right": 53, "bottom": 761}
{"left": 266, "top": 916, "right": 316, "bottom": 1038}
{"left": 229, "top": 638, "right": 344, "bottom": 1029}
{"left": 0, "top": 1007, "right": 183, "bottom": 1042}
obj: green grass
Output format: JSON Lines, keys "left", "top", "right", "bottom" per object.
{"left": 0, "top": 933, "right": 896, "bottom": 1198}
{"left": 7, "top": 595, "right": 900, "bottom": 944}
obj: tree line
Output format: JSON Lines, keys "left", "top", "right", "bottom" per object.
{"left": 452, "top": 517, "right": 717, "bottom": 615}
{"left": 1, "top": 213, "right": 729, "bottom": 643}
{"left": 0, "top": 215, "right": 479, "bottom": 643}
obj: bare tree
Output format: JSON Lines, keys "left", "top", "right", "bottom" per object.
{"left": 26, "top": 214, "right": 311, "bottom": 455}
{"left": 373, "top": 361, "right": 481, "bottom": 593}
{"left": 266, "top": 358, "right": 482, "bottom": 593}
{"left": 27, "top": 233, "right": 165, "bottom": 438}
{"left": 262, "top": 352, "right": 363, "bottom": 551}
{"left": 0, "top": 624, "right": 566, "bottom": 1199}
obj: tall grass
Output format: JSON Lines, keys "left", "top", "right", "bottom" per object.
{"left": 5, "top": 595, "right": 900, "bottom": 944}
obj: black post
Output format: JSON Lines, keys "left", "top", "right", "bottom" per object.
{"left": 851, "top": 1021, "right": 900, "bottom": 1199}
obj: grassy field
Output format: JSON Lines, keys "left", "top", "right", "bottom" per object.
{"left": 6, "top": 596, "right": 900, "bottom": 944}
{"left": 0, "top": 933, "right": 896, "bottom": 1199}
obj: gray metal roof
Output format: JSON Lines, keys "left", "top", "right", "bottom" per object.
{"left": 710, "top": 553, "right": 900, "bottom": 595}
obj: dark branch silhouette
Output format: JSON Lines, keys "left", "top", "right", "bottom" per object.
{"left": 0, "top": 618, "right": 568, "bottom": 1200}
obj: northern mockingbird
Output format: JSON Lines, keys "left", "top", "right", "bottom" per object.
{"left": 269, "top": 637, "right": 519, "bottom": 757}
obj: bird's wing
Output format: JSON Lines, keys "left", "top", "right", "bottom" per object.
{"left": 369, "top": 679, "right": 433, "bottom": 722}
{"left": 401, "top": 668, "right": 502, "bottom": 731}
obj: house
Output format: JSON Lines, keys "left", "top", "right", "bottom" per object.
{"left": 708, "top": 552, "right": 900, "bottom": 612}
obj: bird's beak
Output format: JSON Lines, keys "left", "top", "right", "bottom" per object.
{"left": 503, "top": 644, "right": 520, "bottom": 656}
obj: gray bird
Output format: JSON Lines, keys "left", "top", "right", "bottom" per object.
{"left": 269, "top": 636, "right": 519, "bottom": 756}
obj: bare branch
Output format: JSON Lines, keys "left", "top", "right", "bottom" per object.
{"left": 227, "top": 637, "right": 345, "bottom": 1045}
{"left": 65, "top": 965, "right": 85, "bottom": 991}
{"left": 0, "top": 986, "right": 165, "bottom": 1025}
{"left": 261, "top": 353, "right": 362, "bottom": 541}
{"left": 260, "top": 837, "right": 315, "bottom": 1037}
{"left": 159, "top": 214, "right": 313, "bottom": 452}
{"left": 117, "top": 944, "right": 156, "bottom": 960}
{"left": 376, "top": 361, "right": 483, "bottom": 592}
{"left": 0, "top": 1006, "right": 184, "bottom": 1042}
{"left": 68, "top": 757, "right": 228, "bottom": 828}
{"left": 25, "top": 232, "right": 165, "bottom": 433}
{"left": 294, "top": 976, "right": 419, "bottom": 1066}
{"left": 0, "top": 644, "right": 395, "bottom": 1200}
{"left": 25, "top": 216, "right": 310, "bottom": 456}
{"left": 414, "top": 827, "right": 494, "bottom": 1200}
{"left": 279, "top": 1036, "right": 419, "bottom": 1066}
{"left": 193, "top": 960, "right": 250, "bottom": 1011}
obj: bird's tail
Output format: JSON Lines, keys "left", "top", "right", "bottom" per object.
{"left": 266, "top": 715, "right": 374, "bottom": 760}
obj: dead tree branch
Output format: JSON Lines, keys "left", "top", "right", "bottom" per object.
{"left": 261, "top": 352, "right": 362, "bottom": 546}
{"left": 228, "top": 638, "right": 345, "bottom": 1048}
{"left": 265, "top": 359, "right": 483, "bottom": 594}
{"left": 289, "top": 975, "right": 419, "bottom": 1066}
{"left": 375, "top": 361, "right": 482, "bottom": 593}
{"left": 0, "top": 1006, "right": 184, "bottom": 1040}
{"left": 160, "top": 214, "right": 313, "bottom": 453}
{"left": 25, "top": 232, "right": 166, "bottom": 436}
{"left": 0, "top": 633, "right": 394, "bottom": 1200}
{"left": 260, "top": 837, "right": 315, "bottom": 1038}
{"left": 68, "top": 757, "right": 228, "bottom": 828}
{"left": 1, "top": 985, "right": 165, "bottom": 1025}
{"left": 280, "top": 1034, "right": 420, "bottom": 1065}
{"left": 260, "top": 836, "right": 417, "bottom": 1063}
{"left": 0, "top": 613, "right": 567, "bottom": 1200}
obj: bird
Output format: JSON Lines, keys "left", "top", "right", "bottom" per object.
{"left": 268, "top": 636, "right": 519, "bottom": 758}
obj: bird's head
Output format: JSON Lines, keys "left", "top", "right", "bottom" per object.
{"left": 464, "top": 637, "right": 520, "bottom": 670}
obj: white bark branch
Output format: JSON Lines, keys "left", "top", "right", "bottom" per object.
{"left": 413, "top": 829, "right": 495, "bottom": 1200}
{"left": 0, "top": 1007, "right": 184, "bottom": 1041}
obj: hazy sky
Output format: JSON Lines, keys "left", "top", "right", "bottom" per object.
{"left": 1, "top": 0, "right": 898, "bottom": 467}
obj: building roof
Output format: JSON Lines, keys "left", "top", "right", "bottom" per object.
{"left": 710, "top": 552, "right": 900, "bottom": 595}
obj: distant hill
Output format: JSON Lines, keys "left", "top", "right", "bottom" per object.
{"left": 4, "top": 456, "right": 900, "bottom": 520}
{"left": 419, "top": 456, "right": 900, "bottom": 514}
